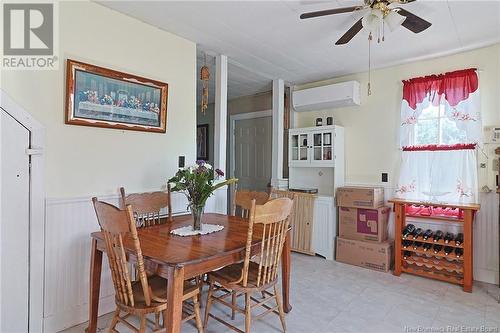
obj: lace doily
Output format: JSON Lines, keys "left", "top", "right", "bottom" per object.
{"left": 170, "top": 224, "right": 224, "bottom": 236}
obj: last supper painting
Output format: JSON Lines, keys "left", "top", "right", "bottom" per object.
{"left": 65, "top": 59, "right": 168, "bottom": 132}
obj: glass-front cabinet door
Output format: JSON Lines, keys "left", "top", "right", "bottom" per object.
{"left": 312, "top": 130, "right": 334, "bottom": 165}
{"left": 289, "top": 127, "right": 335, "bottom": 167}
{"left": 289, "top": 131, "right": 310, "bottom": 166}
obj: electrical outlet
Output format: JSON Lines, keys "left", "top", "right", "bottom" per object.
{"left": 381, "top": 173, "right": 388, "bottom": 183}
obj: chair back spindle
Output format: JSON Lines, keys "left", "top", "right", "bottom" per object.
{"left": 232, "top": 185, "right": 270, "bottom": 219}
{"left": 120, "top": 185, "right": 173, "bottom": 227}
{"left": 92, "top": 198, "right": 152, "bottom": 307}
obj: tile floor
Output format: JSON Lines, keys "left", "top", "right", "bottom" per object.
{"left": 62, "top": 254, "right": 500, "bottom": 333}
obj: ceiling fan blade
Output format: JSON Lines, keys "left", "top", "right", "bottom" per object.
{"left": 300, "top": 6, "right": 365, "bottom": 19}
{"left": 396, "top": 8, "right": 432, "bottom": 33}
{"left": 335, "top": 18, "right": 363, "bottom": 45}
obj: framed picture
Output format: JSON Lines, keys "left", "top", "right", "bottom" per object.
{"left": 65, "top": 59, "right": 168, "bottom": 133}
{"left": 197, "top": 124, "right": 209, "bottom": 161}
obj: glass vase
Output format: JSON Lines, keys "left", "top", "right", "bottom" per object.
{"left": 190, "top": 205, "right": 204, "bottom": 231}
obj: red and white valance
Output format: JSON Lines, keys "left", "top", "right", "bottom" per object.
{"left": 400, "top": 68, "right": 481, "bottom": 147}
{"left": 397, "top": 69, "right": 481, "bottom": 204}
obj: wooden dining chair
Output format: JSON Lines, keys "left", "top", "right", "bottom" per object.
{"left": 231, "top": 186, "right": 270, "bottom": 219}
{"left": 92, "top": 198, "right": 203, "bottom": 333}
{"left": 204, "top": 197, "right": 293, "bottom": 333}
{"left": 120, "top": 186, "right": 173, "bottom": 227}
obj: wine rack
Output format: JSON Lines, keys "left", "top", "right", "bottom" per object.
{"left": 389, "top": 199, "right": 480, "bottom": 292}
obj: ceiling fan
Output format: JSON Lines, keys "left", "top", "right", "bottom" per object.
{"left": 300, "top": 0, "right": 432, "bottom": 45}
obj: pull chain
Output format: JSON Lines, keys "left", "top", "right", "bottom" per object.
{"left": 368, "top": 32, "right": 372, "bottom": 96}
{"left": 382, "top": 21, "right": 385, "bottom": 42}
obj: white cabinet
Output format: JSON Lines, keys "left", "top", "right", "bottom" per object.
{"left": 312, "top": 196, "right": 336, "bottom": 260}
{"left": 289, "top": 125, "right": 340, "bottom": 167}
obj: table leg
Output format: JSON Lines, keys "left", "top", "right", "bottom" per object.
{"left": 165, "top": 266, "right": 185, "bottom": 333}
{"left": 86, "top": 238, "right": 103, "bottom": 333}
{"left": 282, "top": 229, "right": 292, "bottom": 313}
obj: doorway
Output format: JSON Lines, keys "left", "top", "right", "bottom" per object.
{"left": 0, "top": 91, "right": 44, "bottom": 333}
{"left": 230, "top": 110, "right": 272, "bottom": 192}
{"left": 1, "top": 110, "right": 30, "bottom": 332}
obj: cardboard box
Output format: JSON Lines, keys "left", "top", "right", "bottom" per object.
{"left": 339, "top": 206, "right": 390, "bottom": 242}
{"left": 336, "top": 237, "right": 393, "bottom": 272}
{"left": 336, "top": 186, "right": 385, "bottom": 209}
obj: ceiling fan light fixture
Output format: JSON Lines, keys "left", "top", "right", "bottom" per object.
{"left": 361, "top": 9, "right": 383, "bottom": 32}
{"left": 385, "top": 10, "right": 406, "bottom": 31}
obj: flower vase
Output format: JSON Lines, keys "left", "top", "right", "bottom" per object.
{"left": 190, "top": 205, "right": 204, "bottom": 231}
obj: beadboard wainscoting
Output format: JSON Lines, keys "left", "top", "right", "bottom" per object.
{"left": 474, "top": 192, "right": 500, "bottom": 285}
{"left": 44, "top": 190, "right": 227, "bottom": 332}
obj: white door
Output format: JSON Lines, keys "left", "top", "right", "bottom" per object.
{"left": 233, "top": 116, "right": 272, "bottom": 192}
{"left": 1, "top": 110, "right": 30, "bottom": 332}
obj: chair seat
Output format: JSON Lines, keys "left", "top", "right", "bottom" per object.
{"left": 117, "top": 275, "right": 199, "bottom": 311}
{"left": 208, "top": 262, "right": 276, "bottom": 291}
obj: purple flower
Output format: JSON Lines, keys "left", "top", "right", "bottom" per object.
{"left": 215, "top": 168, "right": 224, "bottom": 177}
{"left": 196, "top": 160, "right": 205, "bottom": 166}
{"left": 197, "top": 166, "right": 207, "bottom": 173}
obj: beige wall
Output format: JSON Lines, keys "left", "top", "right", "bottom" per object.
{"left": 295, "top": 43, "right": 500, "bottom": 188}
{"left": 228, "top": 91, "right": 272, "bottom": 115}
{"left": 1, "top": 1, "right": 197, "bottom": 198}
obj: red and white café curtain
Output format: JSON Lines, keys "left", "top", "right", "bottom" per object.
{"left": 396, "top": 68, "right": 481, "bottom": 204}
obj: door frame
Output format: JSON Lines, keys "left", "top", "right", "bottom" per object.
{"left": 229, "top": 109, "right": 272, "bottom": 205}
{"left": 0, "top": 90, "right": 45, "bottom": 332}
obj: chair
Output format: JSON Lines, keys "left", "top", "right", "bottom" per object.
{"left": 120, "top": 186, "right": 173, "bottom": 227}
{"left": 204, "top": 197, "right": 293, "bottom": 333}
{"left": 231, "top": 186, "right": 270, "bottom": 219}
{"left": 228, "top": 186, "right": 270, "bottom": 316}
{"left": 92, "top": 198, "right": 203, "bottom": 333}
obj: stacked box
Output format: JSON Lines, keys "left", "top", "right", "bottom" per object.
{"left": 335, "top": 186, "right": 393, "bottom": 272}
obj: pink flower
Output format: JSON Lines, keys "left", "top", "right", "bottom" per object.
{"left": 215, "top": 169, "right": 224, "bottom": 177}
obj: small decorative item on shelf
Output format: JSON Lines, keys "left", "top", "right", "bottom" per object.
{"left": 327, "top": 117, "right": 333, "bottom": 125}
{"left": 168, "top": 160, "right": 237, "bottom": 233}
{"left": 315, "top": 117, "right": 323, "bottom": 126}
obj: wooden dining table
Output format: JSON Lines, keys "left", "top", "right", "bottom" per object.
{"left": 87, "top": 213, "right": 292, "bottom": 333}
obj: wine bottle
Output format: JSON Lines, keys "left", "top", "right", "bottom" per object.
{"left": 433, "top": 230, "right": 444, "bottom": 242}
{"left": 402, "top": 224, "right": 416, "bottom": 239}
{"left": 413, "top": 241, "right": 422, "bottom": 250}
{"left": 422, "top": 229, "right": 433, "bottom": 241}
{"left": 455, "top": 233, "right": 464, "bottom": 246}
{"left": 412, "top": 228, "right": 423, "bottom": 240}
{"left": 423, "top": 243, "right": 432, "bottom": 251}
{"left": 455, "top": 248, "right": 463, "bottom": 258}
{"left": 433, "top": 244, "right": 443, "bottom": 254}
{"left": 403, "top": 251, "right": 412, "bottom": 260}
{"left": 444, "top": 246, "right": 454, "bottom": 255}
{"left": 402, "top": 240, "right": 413, "bottom": 249}
{"left": 444, "top": 232, "right": 454, "bottom": 244}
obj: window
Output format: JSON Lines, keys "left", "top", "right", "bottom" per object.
{"left": 398, "top": 69, "right": 480, "bottom": 204}
{"left": 413, "top": 105, "right": 468, "bottom": 145}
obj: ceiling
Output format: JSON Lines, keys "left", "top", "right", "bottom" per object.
{"left": 100, "top": 1, "right": 500, "bottom": 101}
{"left": 196, "top": 51, "right": 272, "bottom": 103}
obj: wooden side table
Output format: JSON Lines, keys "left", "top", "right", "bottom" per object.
{"left": 389, "top": 198, "right": 480, "bottom": 292}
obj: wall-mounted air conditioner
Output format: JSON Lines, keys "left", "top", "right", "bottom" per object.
{"left": 292, "top": 81, "right": 360, "bottom": 112}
